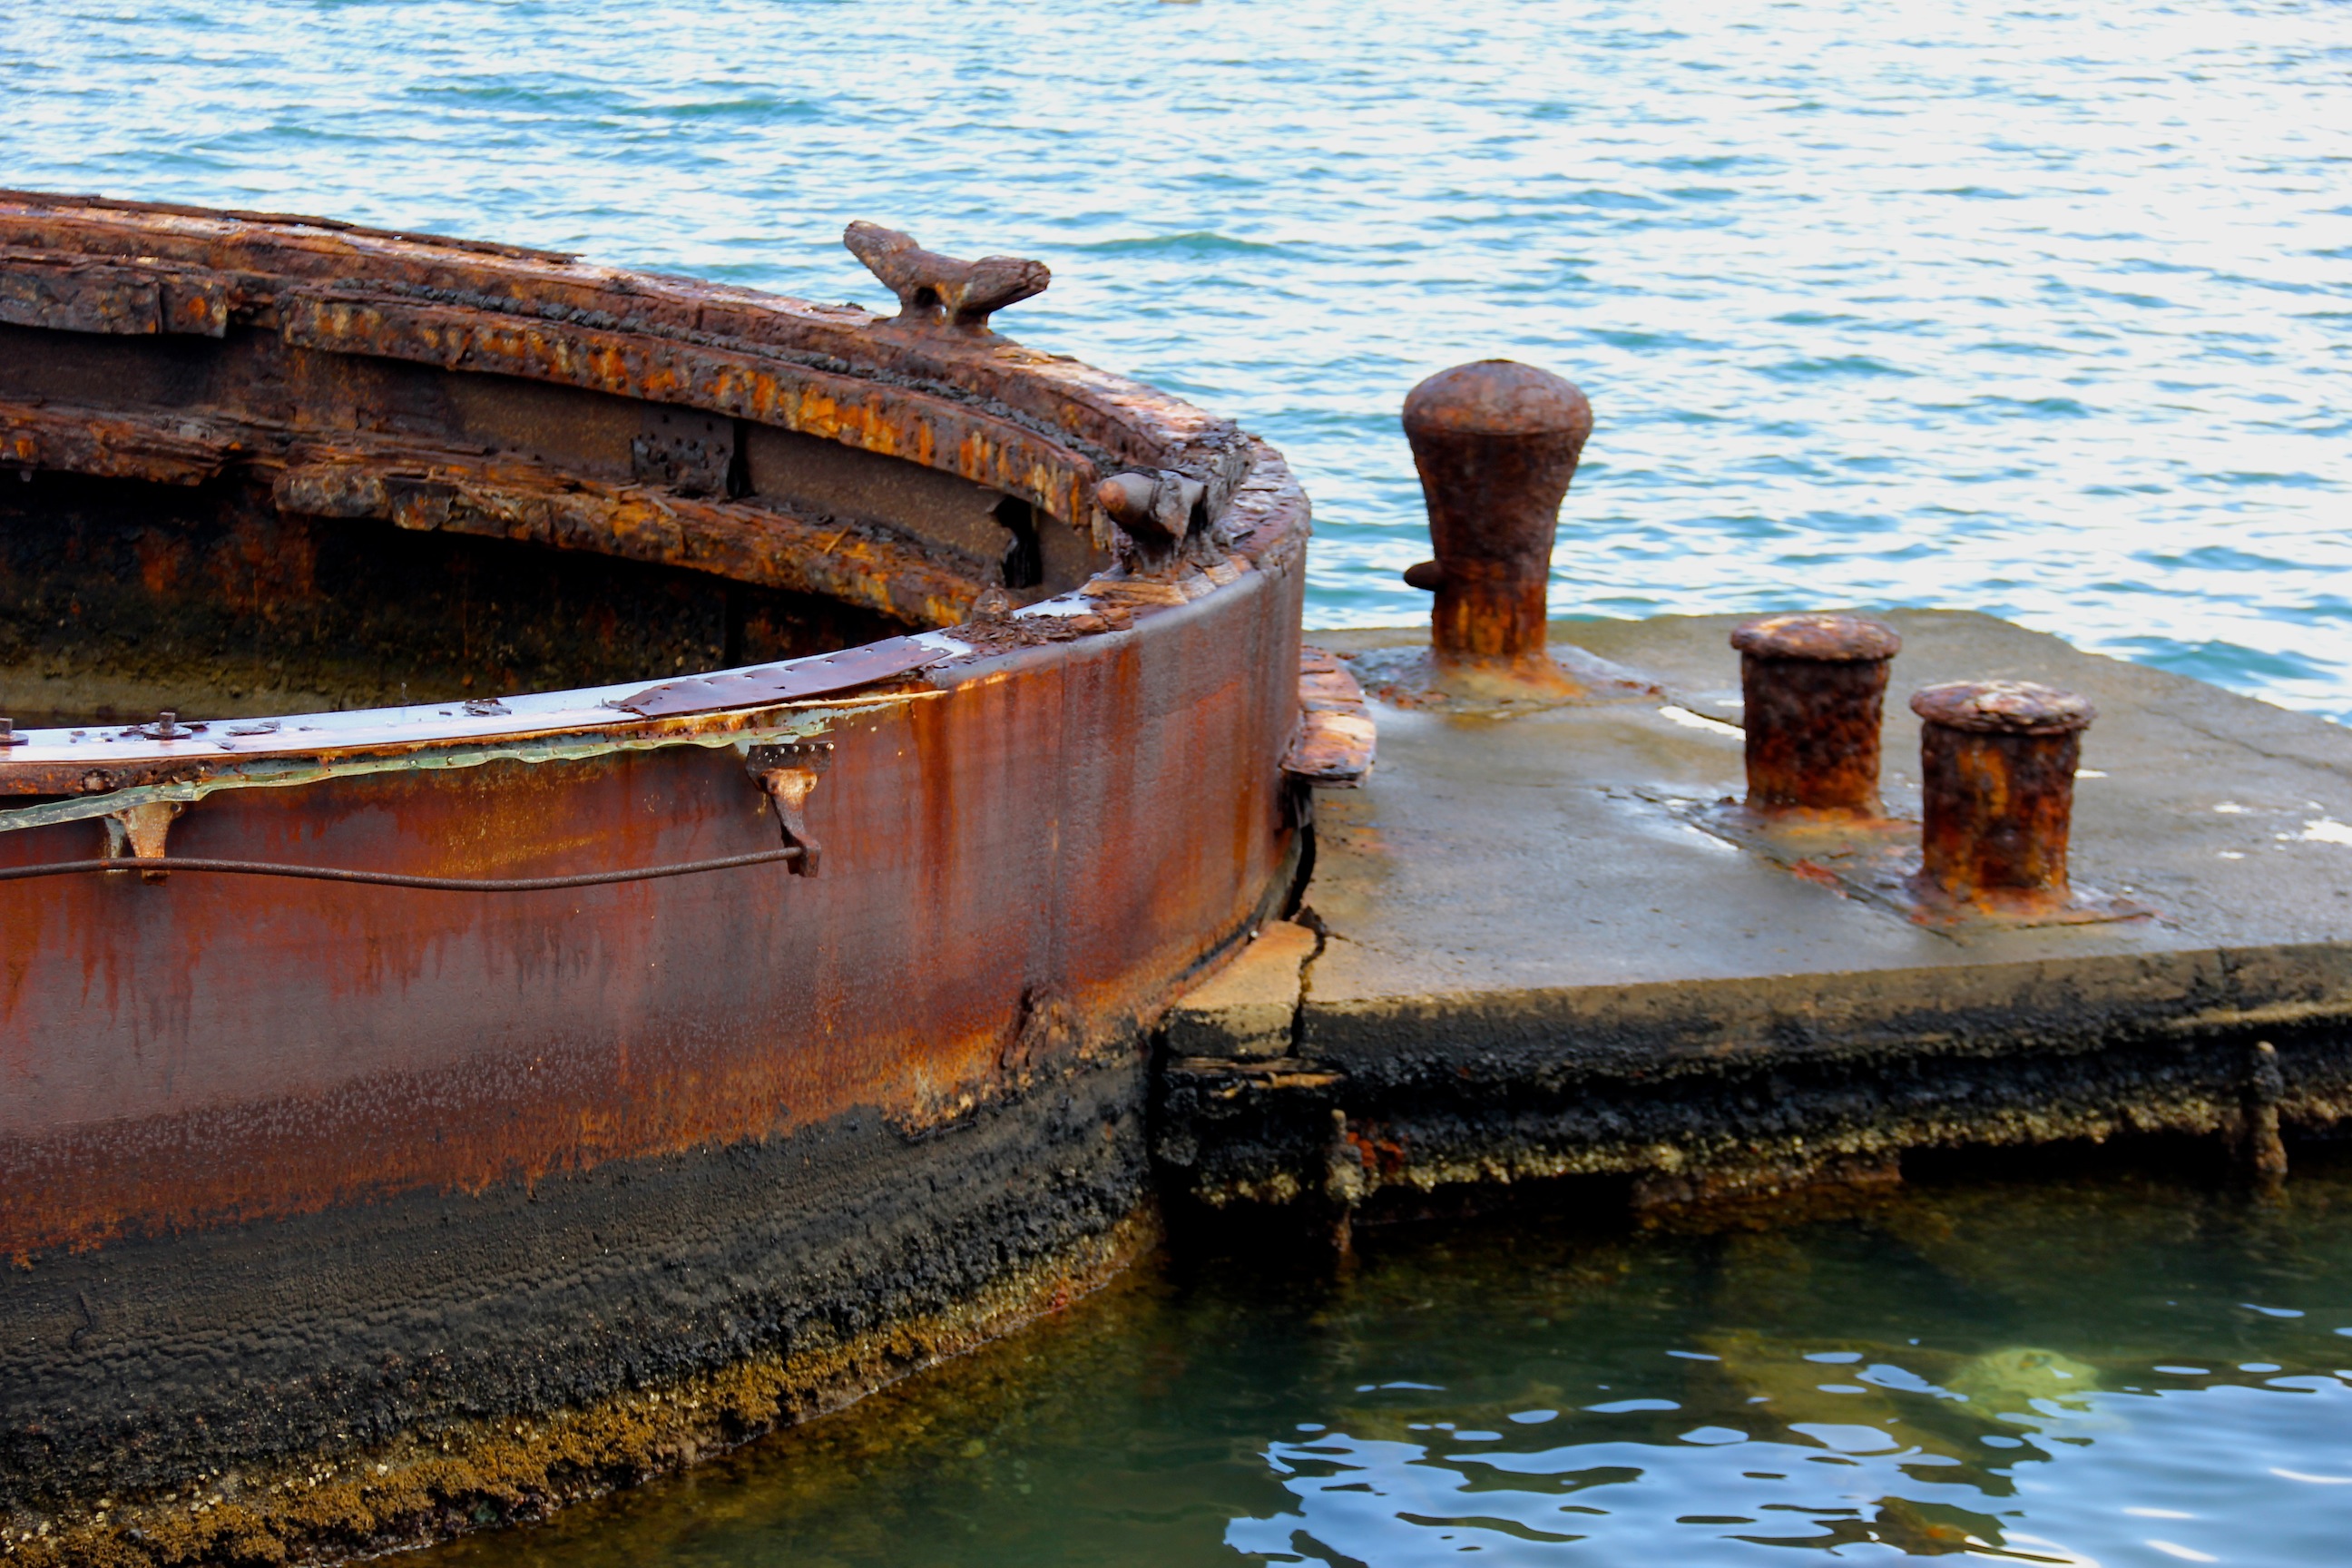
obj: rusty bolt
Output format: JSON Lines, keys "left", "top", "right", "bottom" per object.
{"left": 1910, "top": 680, "right": 2096, "bottom": 909}
{"left": 1400, "top": 360, "right": 1592, "bottom": 681}
{"left": 1730, "top": 612, "right": 1901, "bottom": 817}
{"left": 0, "top": 717, "right": 16, "bottom": 747}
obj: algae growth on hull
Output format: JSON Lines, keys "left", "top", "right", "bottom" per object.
{"left": 408, "top": 1148, "right": 2352, "bottom": 1567}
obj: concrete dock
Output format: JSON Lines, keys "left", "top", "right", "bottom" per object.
{"left": 1158, "top": 611, "right": 2352, "bottom": 1219}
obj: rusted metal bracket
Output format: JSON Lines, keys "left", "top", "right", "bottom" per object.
{"left": 1096, "top": 469, "right": 1209, "bottom": 573}
{"left": 103, "top": 799, "right": 184, "bottom": 883}
{"left": 842, "top": 221, "right": 1049, "bottom": 334}
{"left": 1281, "top": 647, "right": 1376, "bottom": 787}
{"left": 746, "top": 741, "right": 835, "bottom": 877}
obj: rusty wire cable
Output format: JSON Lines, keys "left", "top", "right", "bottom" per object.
{"left": 0, "top": 847, "right": 802, "bottom": 890}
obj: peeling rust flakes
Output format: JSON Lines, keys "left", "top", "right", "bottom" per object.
{"left": 275, "top": 289, "right": 1094, "bottom": 528}
{"left": 0, "top": 397, "right": 237, "bottom": 485}
{"left": 1282, "top": 646, "right": 1376, "bottom": 787}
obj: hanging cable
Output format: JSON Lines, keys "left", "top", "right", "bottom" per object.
{"left": 0, "top": 847, "right": 802, "bottom": 891}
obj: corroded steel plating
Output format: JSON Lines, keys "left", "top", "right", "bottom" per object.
{"left": 1910, "top": 678, "right": 2096, "bottom": 913}
{"left": 0, "top": 192, "right": 1307, "bottom": 1246}
{"left": 1730, "top": 612, "right": 1902, "bottom": 818}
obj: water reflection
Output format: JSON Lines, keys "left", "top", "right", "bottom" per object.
{"left": 414, "top": 1156, "right": 2352, "bottom": 1567}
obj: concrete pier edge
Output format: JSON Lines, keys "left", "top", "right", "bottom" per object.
{"left": 1156, "top": 611, "right": 2352, "bottom": 1224}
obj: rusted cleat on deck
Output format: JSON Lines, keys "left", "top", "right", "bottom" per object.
{"left": 1909, "top": 679, "right": 2096, "bottom": 917}
{"left": 1730, "top": 612, "right": 1901, "bottom": 818}
{"left": 844, "top": 220, "right": 1050, "bottom": 334}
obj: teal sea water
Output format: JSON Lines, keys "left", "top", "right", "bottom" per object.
{"left": 5, "top": 0, "right": 2347, "bottom": 710}
{"left": 411, "top": 1159, "right": 2352, "bottom": 1568}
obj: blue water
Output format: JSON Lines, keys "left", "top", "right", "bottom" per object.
{"left": 7, "top": 0, "right": 2349, "bottom": 712}
{"left": 412, "top": 1160, "right": 2352, "bottom": 1567}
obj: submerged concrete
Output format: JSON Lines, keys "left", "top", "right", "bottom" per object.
{"left": 1159, "top": 611, "right": 2352, "bottom": 1217}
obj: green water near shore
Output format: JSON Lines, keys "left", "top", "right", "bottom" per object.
{"left": 415, "top": 1152, "right": 2352, "bottom": 1566}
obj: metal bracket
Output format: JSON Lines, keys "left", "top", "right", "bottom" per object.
{"left": 746, "top": 741, "right": 835, "bottom": 877}
{"left": 1096, "top": 470, "right": 1203, "bottom": 573}
{"left": 103, "top": 799, "right": 184, "bottom": 882}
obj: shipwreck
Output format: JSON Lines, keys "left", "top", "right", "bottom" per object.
{"left": 0, "top": 191, "right": 1365, "bottom": 1562}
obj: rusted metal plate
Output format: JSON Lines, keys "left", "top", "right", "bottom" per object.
{"left": 0, "top": 260, "right": 163, "bottom": 334}
{"left": 1283, "top": 645, "right": 1376, "bottom": 786}
{"left": 0, "top": 198, "right": 1316, "bottom": 1248}
{"left": 267, "top": 448, "right": 990, "bottom": 627}
{"left": 276, "top": 289, "right": 1102, "bottom": 531}
{"left": 0, "top": 191, "right": 1243, "bottom": 509}
{"left": 0, "top": 397, "right": 240, "bottom": 484}
{"left": 0, "top": 254, "right": 232, "bottom": 338}
{"left": 0, "top": 401, "right": 988, "bottom": 628}
{"left": 0, "top": 547, "right": 1306, "bottom": 1254}
{"left": 616, "top": 637, "right": 953, "bottom": 718}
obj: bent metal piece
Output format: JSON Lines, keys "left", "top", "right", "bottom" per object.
{"left": 1730, "top": 612, "right": 1902, "bottom": 818}
{"left": 1400, "top": 358, "right": 1592, "bottom": 697}
{"left": 0, "top": 192, "right": 1316, "bottom": 1562}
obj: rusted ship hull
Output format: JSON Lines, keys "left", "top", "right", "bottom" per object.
{"left": 0, "top": 194, "right": 1320, "bottom": 1559}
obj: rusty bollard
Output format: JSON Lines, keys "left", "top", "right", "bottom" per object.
{"left": 1910, "top": 680, "right": 2095, "bottom": 912}
{"left": 1401, "top": 360, "right": 1592, "bottom": 696}
{"left": 1730, "top": 612, "right": 1901, "bottom": 817}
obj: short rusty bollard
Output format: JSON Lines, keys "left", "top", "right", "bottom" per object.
{"left": 1730, "top": 612, "right": 1901, "bottom": 817}
{"left": 1401, "top": 360, "right": 1592, "bottom": 695}
{"left": 1910, "top": 680, "right": 2095, "bottom": 911}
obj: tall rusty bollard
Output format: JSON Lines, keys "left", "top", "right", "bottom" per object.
{"left": 1730, "top": 612, "right": 1901, "bottom": 818}
{"left": 1910, "top": 680, "right": 2096, "bottom": 912}
{"left": 1401, "top": 360, "right": 1592, "bottom": 696}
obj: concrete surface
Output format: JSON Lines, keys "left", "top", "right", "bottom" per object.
{"left": 1162, "top": 919, "right": 1318, "bottom": 1061}
{"left": 1155, "top": 612, "right": 2352, "bottom": 1214}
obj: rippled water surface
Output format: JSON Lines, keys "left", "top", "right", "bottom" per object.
{"left": 409, "top": 1158, "right": 2352, "bottom": 1567}
{"left": 7, "top": 0, "right": 2349, "bottom": 710}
